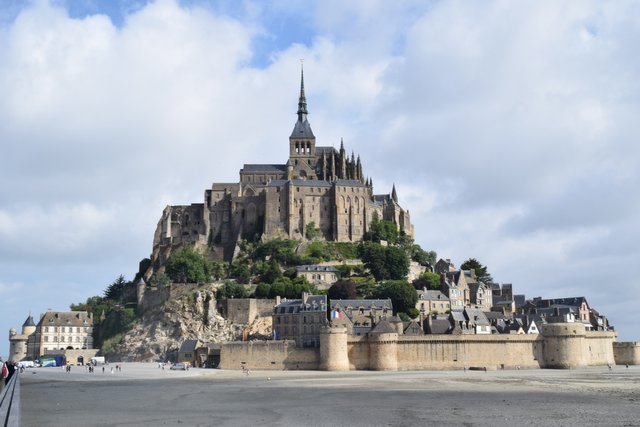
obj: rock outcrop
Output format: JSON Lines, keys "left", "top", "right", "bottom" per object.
{"left": 107, "top": 285, "right": 245, "bottom": 362}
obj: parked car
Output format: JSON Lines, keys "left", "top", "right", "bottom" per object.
{"left": 170, "top": 363, "right": 187, "bottom": 371}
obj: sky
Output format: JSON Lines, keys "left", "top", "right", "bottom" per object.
{"left": 1, "top": 0, "right": 639, "bottom": 358}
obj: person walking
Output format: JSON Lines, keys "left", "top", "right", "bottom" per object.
{"left": 4, "top": 362, "right": 16, "bottom": 385}
{"left": 1, "top": 361, "right": 8, "bottom": 386}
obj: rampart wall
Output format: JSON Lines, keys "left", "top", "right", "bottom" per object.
{"left": 613, "top": 342, "right": 640, "bottom": 365}
{"left": 219, "top": 325, "right": 618, "bottom": 371}
{"left": 219, "top": 340, "right": 319, "bottom": 370}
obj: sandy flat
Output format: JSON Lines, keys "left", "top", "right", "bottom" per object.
{"left": 19, "top": 363, "right": 640, "bottom": 426}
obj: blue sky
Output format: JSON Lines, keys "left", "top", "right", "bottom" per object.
{"left": 1, "top": 0, "right": 639, "bottom": 358}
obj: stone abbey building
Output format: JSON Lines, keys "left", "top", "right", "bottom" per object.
{"left": 150, "top": 69, "right": 413, "bottom": 266}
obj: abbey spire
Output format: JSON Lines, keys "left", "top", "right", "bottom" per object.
{"left": 297, "top": 65, "right": 308, "bottom": 122}
{"left": 290, "top": 64, "right": 315, "bottom": 138}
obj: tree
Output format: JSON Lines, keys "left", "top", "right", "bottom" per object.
{"left": 363, "top": 212, "right": 399, "bottom": 244}
{"left": 413, "top": 271, "right": 441, "bottom": 290}
{"left": 261, "top": 259, "right": 283, "bottom": 284}
{"left": 229, "top": 260, "right": 251, "bottom": 284}
{"left": 104, "top": 275, "right": 128, "bottom": 301}
{"left": 410, "top": 245, "right": 437, "bottom": 267}
{"left": 149, "top": 272, "right": 171, "bottom": 287}
{"left": 305, "top": 222, "right": 320, "bottom": 240}
{"left": 374, "top": 280, "right": 418, "bottom": 315}
{"left": 460, "top": 258, "right": 494, "bottom": 284}
{"left": 359, "top": 242, "right": 388, "bottom": 281}
{"left": 254, "top": 283, "right": 270, "bottom": 298}
{"left": 385, "top": 246, "right": 410, "bottom": 280}
{"left": 165, "top": 246, "right": 213, "bottom": 283}
{"left": 327, "top": 280, "right": 358, "bottom": 300}
{"left": 359, "top": 242, "right": 409, "bottom": 281}
{"left": 216, "top": 281, "right": 248, "bottom": 299}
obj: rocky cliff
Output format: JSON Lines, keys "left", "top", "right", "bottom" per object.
{"left": 105, "top": 284, "right": 271, "bottom": 362}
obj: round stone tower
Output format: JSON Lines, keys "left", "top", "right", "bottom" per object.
{"left": 390, "top": 316, "right": 404, "bottom": 334}
{"left": 8, "top": 327, "right": 27, "bottom": 363}
{"left": 540, "top": 322, "right": 587, "bottom": 369}
{"left": 319, "top": 324, "right": 349, "bottom": 371}
{"left": 22, "top": 315, "right": 36, "bottom": 336}
{"left": 368, "top": 320, "right": 399, "bottom": 371}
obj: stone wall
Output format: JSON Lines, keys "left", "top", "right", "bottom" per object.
{"left": 219, "top": 340, "right": 319, "bottom": 370}
{"left": 218, "top": 325, "right": 618, "bottom": 371}
{"left": 395, "top": 335, "right": 541, "bottom": 370}
{"left": 217, "top": 299, "right": 277, "bottom": 325}
{"left": 584, "top": 332, "right": 616, "bottom": 366}
{"left": 613, "top": 342, "right": 640, "bottom": 365}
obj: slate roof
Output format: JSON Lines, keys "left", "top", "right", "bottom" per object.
{"left": 484, "top": 311, "right": 506, "bottom": 322}
{"left": 403, "top": 320, "right": 424, "bottom": 335}
{"left": 179, "top": 339, "right": 197, "bottom": 353}
{"left": 241, "top": 164, "right": 287, "bottom": 173}
{"left": 38, "top": 311, "right": 93, "bottom": 327}
{"left": 370, "top": 319, "right": 397, "bottom": 334}
{"left": 274, "top": 295, "right": 327, "bottom": 314}
{"left": 211, "top": 183, "right": 239, "bottom": 191}
{"left": 330, "top": 299, "right": 393, "bottom": 311}
{"left": 335, "top": 179, "right": 367, "bottom": 187}
{"left": 296, "top": 265, "right": 338, "bottom": 273}
{"left": 267, "top": 179, "right": 333, "bottom": 188}
{"left": 290, "top": 118, "right": 315, "bottom": 138}
{"left": 464, "top": 307, "right": 490, "bottom": 326}
{"left": 23, "top": 315, "right": 35, "bottom": 327}
{"left": 417, "top": 290, "right": 449, "bottom": 301}
{"left": 533, "top": 297, "right": 588, "bottom": 308}
{"left": 427, "top": 316, "right": 452, "bottom": 334}
{"left": 372, "top": 194, "right": 392, "bottom": 203}
{"left": 316, "top": 146, "right": 337, "bottom": 155}
{"left": 450, "top": 310, "right": 466, "bottom": 322}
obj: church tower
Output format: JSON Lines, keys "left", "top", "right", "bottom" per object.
{"left": 289, "top": 65, "right": 318, "bottom": 180}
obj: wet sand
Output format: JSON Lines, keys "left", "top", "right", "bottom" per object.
{"left": 20, "top": 363, "right": 640, "bottom": 426}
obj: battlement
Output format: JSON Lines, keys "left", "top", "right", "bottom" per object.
{"left": 220, "top": 323, "right": 618, "bottom": 371}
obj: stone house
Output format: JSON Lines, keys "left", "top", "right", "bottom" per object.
{"left": 434, "top": 258, "right": 456, "bottom": 274}
{"left": 403, "top": 320, "right": 424, "bottom": 335}
{"left": 272, "top": 293, "right": 328, "bottom": 347}
{"left": 464, "top": 307, "right": 491, "bottom": 334}
{"left": 295, "top": 265, "right": 338, "bottom": 289}
{"left": 530, "top": 297, "right": 591, "bottom": 324}
{"left": 330, "top": 299, "right": 393, "bottom": 336}
{"left": 449, "top": 310, "right": 470, "bottom": 334}
{"left": 178, "top": 339, "right": 198, "bottom": 366}
{"left": 468, "top": 282, "right": 493, "bottom": 312}
{"left": 8, "top": 311, "right": 96, "bottom": 364}
{"left": 424, "top": 315, "right": 453, "bottom": 334}
{"left": 440, "top": 270, "right": 473, "bottom": 310}
{"left": 416, "top": 289, "right": 450, "bottom": 315}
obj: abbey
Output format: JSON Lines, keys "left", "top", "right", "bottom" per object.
{"left": 150, "top": 69, "right": 413, "bottom": 266}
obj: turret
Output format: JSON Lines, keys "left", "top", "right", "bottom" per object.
{"left": 319, "top": 324, "right": 349, "bottom": 371}
{"left": 22, "top": 314, "right": 36, "bottom": 336}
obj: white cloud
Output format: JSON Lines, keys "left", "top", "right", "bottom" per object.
{"left": 1, "top": 0, "right": 639, "bottom": 356}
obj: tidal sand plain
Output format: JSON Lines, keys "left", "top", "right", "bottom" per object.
{"left": 20, "top": 362, "right": 640, "bottom": 426}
